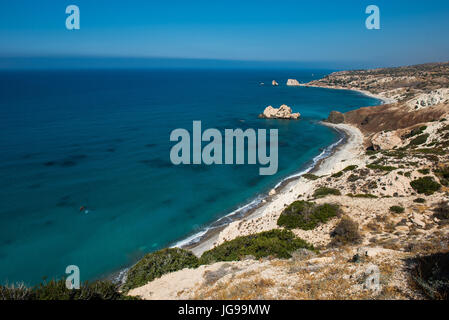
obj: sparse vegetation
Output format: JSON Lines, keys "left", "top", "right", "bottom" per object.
{"left": 346, "top": 193, "right": 378, "bottom": 199}
{"left": 199, "top": 230, "right": 314, "bottom": 265}
{"left": 123, "top": 248, "right": 199, "bottom": 291}
{"left": 433, "top": 201, "right": 449, "bottom": 220}
{"left": 434, "top": 166, "right": 449, "bottom": 186}
{"left": 302, "top": 173, "right": 320, "bottom": 181}
{"left": 408, "top": 252, "right": 449, "bottom": 300}
{"left": 277, "top": 201, "right": 341, "bottom": 230}
{"left": 390, "top": 206, "right": 405, "bottom": 214}
{"left": 313, "top": 187, "right": 341, "bottom": 198}
{"left": 414, "top": 198, "right": 426, "bottom": 203}
{"left": 0, "top": 279, "right": 130, "bottom": 300}
{"left": 330, "top": 216, "right": 362, "bottom": 247}
{"left": 410, "top": 176, "right": 441, "bottom": 195}
{"left": 367, "top": 164, "right": 397, "bottom": 172}
{"left": 409, "top": 134, "right": 429, "bottom": 146}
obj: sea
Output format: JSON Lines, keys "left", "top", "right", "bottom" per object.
{"left": 0, "top": 69, "right": 381, "bottom": 285}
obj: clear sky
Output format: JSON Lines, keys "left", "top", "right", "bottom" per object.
{"left": 1, "top": 0, "right": 449, "bottom": 69}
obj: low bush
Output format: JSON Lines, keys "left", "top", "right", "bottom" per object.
{"left": 390, "top": 206, "right": 405, "bottom": 214}
{"left": 331, "top": 171, "right": 343, "bottom": 178}
{"left": 123, "top": 248, "right": 199, "bottom": 291}
{"left": 434, "top": 166, "right": 449, "bottom": 186}
{"left": 0, "top": 280, "right": 129, "bottom": 300}
{"left": 302, "top": 173, "right": 320, "bottom": 181}
{"left": 433, "top": 201, "right": 449, "bottom": 220}
{"left": 410, "top": 176, "right": 441, "bottom": 195}
{"left": 277, "top": 201, "right": 341, "bottom": 230}
{"left": 330, "top": 216, "right": 362, "bottom": 247}
{"left": 408, "top": 252, "right": 449, "bottom": 300}
{"left": 404, "top": 126, "right": 427, "bottom": 139}
{"left": 414, "top": 198, "right": 426, "bottom": 203}
{"left": 367, "top": 164, "right": 397, "bottom": 172}
{"left": 346, "top": 193, "right": 378, "bottom": 199}
{"left": 409, "top": 133, "right": 429, "bottom": 146}
{"left": 343, "top": 165, "right": 358, "bottom": 171}
{"left": 313, "top": 187, "right": 341, "bottom": 198}
{"left": 418, "top": 168, "right": 430, "bottom": 175}
{"left": 199, "top": 229, "right": 314, "bottom": 265}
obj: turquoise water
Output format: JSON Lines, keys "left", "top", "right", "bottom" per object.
{"left": 0, "top": 69, "right": 380, "bottom": 285}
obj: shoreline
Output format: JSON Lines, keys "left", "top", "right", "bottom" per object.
{"left": 299, "top": 83, "right": 398, "bottom": 105}
{"left": 183, "top": 121, "right": 364, "bottom": 256}
{"left": 177, "top": 84, "right": 379, "bottom": 257}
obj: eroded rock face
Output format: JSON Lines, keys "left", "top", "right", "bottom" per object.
{"left": 286, "top": 79, "right": 300, "bottom": 86}
{"left": 406, "top": 88, "right": 449, "bottom": 111}
{"left": 326, "top": 111, "right": 345, "bottom": 124}
{"left": 371, "top": 131, "right": 402, "bottom": 150}
{"left": 259, "top": 104, "right": 300, "bottom": 119}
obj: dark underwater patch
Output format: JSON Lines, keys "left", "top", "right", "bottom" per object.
{"left": 139, "top": 158, "right": 172, "bottom": 169}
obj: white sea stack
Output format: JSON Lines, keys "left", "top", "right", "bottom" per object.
{"left": 272, "top": 80, "right": 279, "bottom": 86}
{"left": 259, "top": 104, "right": 300, "bottom": 120}
{"left": 286, "top": 79, "right": 300, "bottom": 86}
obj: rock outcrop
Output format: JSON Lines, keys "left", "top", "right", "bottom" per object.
{"left": 286, "top": 79, "right": 300, "bottom": 86}
{"left": 370, "top": 131, "right": 402, "bottom": 150}
{"left": 259, "top": 104, "right": 300, "bottom": 120}
{"left": 272, "top": 80, "right": 279, "bottom": 86}
{"left": 326, "top": 111, "right": 345, "bottom": 124}
{"left": 406, "top": 88, "right": 449, "bottom": 111}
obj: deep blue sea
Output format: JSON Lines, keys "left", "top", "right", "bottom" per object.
{"left": 0, "top": 69, "right": 380, "bottom": 285}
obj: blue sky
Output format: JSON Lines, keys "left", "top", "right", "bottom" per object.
{"left": 1, "top": 0, "right": 449, "bottom": 69}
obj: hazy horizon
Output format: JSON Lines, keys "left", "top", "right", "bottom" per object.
{"left": 1, "top": 0, "right": 449, "bottom": 70}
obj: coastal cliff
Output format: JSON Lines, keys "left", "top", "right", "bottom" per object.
{"left": 125, "top": 62, "right": 449, "bottom": 300}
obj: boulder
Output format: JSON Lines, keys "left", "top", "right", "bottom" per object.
{"left": 259, "top": 104, "right": 300, "bottom": 120}
{"left": 286, "top": 79, "right": 300, "bottom": 86}
{"left": 272, "top": 80, "right": 279, "bottom": 86}
{"left": 326, "top": 111, "right": 345, "bottom": 124}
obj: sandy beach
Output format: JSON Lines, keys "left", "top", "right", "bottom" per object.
{"left": 186, "top": 122, "right": 365, "bottom": 256}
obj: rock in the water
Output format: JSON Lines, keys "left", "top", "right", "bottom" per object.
{"left": 286, "top": 79, "right": 300, "bottom": 86}
{"left": 326, "top": 111, "right": 345, "bottom": 124}
{"left": 272, "top": 80, "right": 279, "bottom": 86}
{"left": 259, "top": 104, "right": 300, "bottom": 120}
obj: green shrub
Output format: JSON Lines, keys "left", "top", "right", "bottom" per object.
{"left": 0, "top": 280, "right": 129, "bottom": 300}
{"left": 367, "top": 164, "right": 397, "bottom": 172}
{"left": 331, "top": 171, "right": 343, "bottom": 178}
{"left": 410, "top": 176, "right": 441, "bottom": 195}
{"left": 414, "top": 198, "right": 426, "bottom": 203}
{"left": 330, "top": 216, "right": 362, "bottom": 247}
{"left": 343, "top": 165, "right": 358, "bottom": 171}
{"left": 418, "top": 168, "right": 430, "bottom": 175}
{"left": 390, "top": 206, "right": 405, "bottom": 214}
{"left": 123, "top": 248, "right": 199, "bottom": 291}
{"left": 434, "top": 166, "right": 449, "bottom": 186}
{"left": 409, "top": 134, "right": 429, "bottom": 146}
{"left": 408, "top": 252, "right": 449, "bottom": 300}
{"left": 404, "top": 126, "right": 427, "bottom": 139}
{"left": 433, "top": 201, "right": 449, "bottom": 220}
{"left": 346, "top": 193, "right": 378, "bottom": 199}
{"left": 347, "top": 174, "right": 359, "bottom": 182}
{"left": 302, "top": 173, "right": 320, "bottom": 181}
{"left": 277, "top": 201, "right": 341, "bottom": 230}
{"left": 313, "top": 187, "right": 341, "bottom": 198}
{"left": 199, "top": 229, "right": 314, "bottom": 265}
